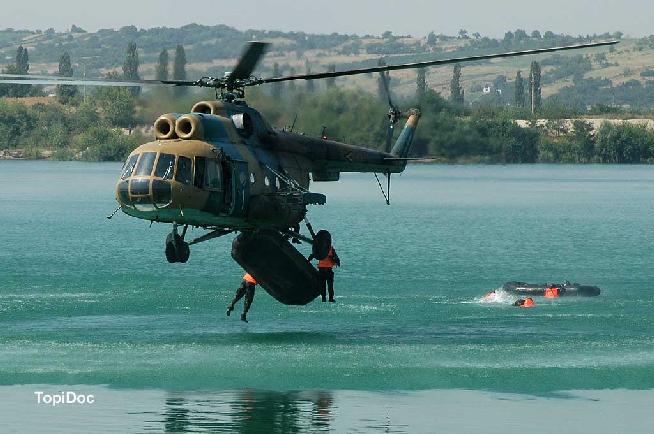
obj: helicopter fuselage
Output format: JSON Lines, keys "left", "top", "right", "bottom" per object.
{"left": 115, "top": 100, "right": 413, "bottom": 231}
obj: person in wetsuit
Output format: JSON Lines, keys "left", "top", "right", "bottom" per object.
{"left": 513, "top": 297, "right": 535, "bottom": 308}
{"left": 309, "top": 245, "right": 340, "bottom": 303}
{"left": 227, "top": 273, "right": 257, "bottom": 322}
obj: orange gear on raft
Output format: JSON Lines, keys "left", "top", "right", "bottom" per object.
{"left": 544, "top": 286, "right": 559, "bottom": 298}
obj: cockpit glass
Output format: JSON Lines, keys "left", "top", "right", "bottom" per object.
{"left": 176, "top": 156, "right": 193, "bottom": 185}
{"left": 134, "top": 152, "right": 157, "bottom": 177}
{"left": 155, "top": 153, "right": 175, "bottom": 180}
{"left": 120, "top": 154, "right": 139, "bottom": 180}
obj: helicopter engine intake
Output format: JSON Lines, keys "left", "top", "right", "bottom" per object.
{"left": 175, "top": 114, "right": 205, "bottom": 140}
{"left": 154, "top": 113, "right": 179, "bottom": 140}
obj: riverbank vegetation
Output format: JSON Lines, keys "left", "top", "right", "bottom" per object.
{"left": 2, "top": 87, "right": 654, "bottom": 163}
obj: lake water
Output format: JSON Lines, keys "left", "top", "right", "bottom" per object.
{"left": 1, "top": 162, "right": 653, "bottom": 432}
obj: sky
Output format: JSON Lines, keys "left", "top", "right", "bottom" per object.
{"left": 1, "top": 0, "right": 651, "bottom": 38}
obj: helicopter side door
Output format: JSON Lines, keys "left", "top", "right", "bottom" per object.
{"left": 225, "top": 159, "right": 249, "bottom": 217}
{"left": 194, "top": 156, "right": 226, "bottom": 215}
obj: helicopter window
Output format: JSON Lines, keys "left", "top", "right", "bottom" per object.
{"left": 121, "top": 154, "right": 139, "bottom": 180}
{"left": 275, "top": 177, "right": 281, "bottom": 189}
{"left": 176, "top": 156, "right": 193, "bottom": 185}
{"left": 194, "top": 157, "right": 206, "bottom": 188}
{"left": 155, "top": 153, "right": 176, "bottom": 180}
{"left": 250, "top": 173, "right": 255, "bottom": 184}
{"left": 134, "top": 152, "right": 157, "bottom": 177}
{"left": 264, "top": 176, "right": 270, "bottom": 187}
{"left": 205, "top": 159, "right": 222, "bottom": 190}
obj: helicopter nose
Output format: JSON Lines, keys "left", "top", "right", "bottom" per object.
{"left": 116, "top": 178, "right": 173, "bottom": 211}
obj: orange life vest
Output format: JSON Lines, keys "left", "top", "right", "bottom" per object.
{"left": 522, "top": 298, "right": 535, "bottom": 308}
{"left": 243, "top": 273, "right": 257, "bottom": 285}
{"left": 544, "top": 287, "right": 559, "bottom": 298}
{"left": 318, "top": 247, "right": 336, "bottom": 269}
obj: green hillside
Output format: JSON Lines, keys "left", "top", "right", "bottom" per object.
{"left": 3, "top": 24, "right": 649, "bottom": 108}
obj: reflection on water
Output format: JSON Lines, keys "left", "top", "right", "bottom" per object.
{"left": 152, "top": 390, "right": 334, "bottom": 433}
{"left": 2, "top": 386, "right": 653, "bottom": 433}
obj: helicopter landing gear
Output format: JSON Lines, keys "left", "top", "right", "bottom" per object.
{"left": 165, "top": 223, "right": 190, "bottom": 263}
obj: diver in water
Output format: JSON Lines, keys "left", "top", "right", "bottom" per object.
{"left": 483, "top": 290, "right": 497, "bottom": 300}
{"left": 513, "top": 297, "right": 535, "bottom": 308}
{"left": 227, "top": 272, "right": 257, "bottom": 322}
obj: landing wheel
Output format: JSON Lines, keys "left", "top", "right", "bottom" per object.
{"left": 312, "top": 230, "right": 332, "bottom": 260}
{"left": 165, "top": 233, "right": 190, "bottom": 263}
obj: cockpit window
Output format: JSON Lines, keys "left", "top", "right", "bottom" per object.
{"left": 134, "top": 152, "right": 157, "bottom": 177}
{"left": 176, "top": 156, "right": 193, "bottom": 185}
{"left": 121, "top": 154, "right": 139, "bottom": 180}
{"left": 155, "top": 153, "right": 175, "bottom": 180}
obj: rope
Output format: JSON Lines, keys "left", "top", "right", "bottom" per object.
{"left": 374, "top": 173, "right": 390, "bottom": 205}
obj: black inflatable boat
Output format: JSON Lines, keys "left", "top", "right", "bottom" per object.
{"left": 502, "top": 281, "right": 600, "bottom": 297}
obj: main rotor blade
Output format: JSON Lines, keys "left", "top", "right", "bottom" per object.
{"left": 254, "top": 40, "right": 618, "bottom": 85}
{"left": 0, "top": 74, "right": 195, "bottom": 87}
{"left": 225, "top": 41, "right": 269, "bottom": 86}
{"left": 379, "top": 69, "right": 394, "bottom": 109}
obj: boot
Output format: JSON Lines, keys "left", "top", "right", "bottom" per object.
{"left": 329, "top": 298, "right": 335, "bottom": 303}
{"left": 240, "top": 313, "right": 248, "bottom": 323}
{"left": 226, "top": 306, "right": 233, "bottom": 316}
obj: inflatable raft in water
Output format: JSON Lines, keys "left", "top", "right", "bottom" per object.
{"left": 502, "top": 281, "right": 600, "bottom": 297}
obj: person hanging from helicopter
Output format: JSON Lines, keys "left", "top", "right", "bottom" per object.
{"left": 226, "top": 272, "right": 257, "bottom": 322}
{"left": 308, "top": 244, "right": 340, "bottom": 303}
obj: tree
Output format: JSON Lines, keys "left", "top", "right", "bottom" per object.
{"left": 156, "top": 49, "right": 169, "bottom": 81}
{"left": 173, "top": 45, "right": 187, "bottom": 97}
{"left": 271, "top": 63, "right": 283, "bottom": 98}
{"left": 15, "top": 45, "right": 29, "bottom": 75}
{"left": 70, "top": 25, "right": 87, "bottom": 33}
{"left": 122, "top": 42, "right": 140, "bottom": 96}
{"left": 529, "top": 61, "right": 542, "bottom": 113}
{"left": 427, "top": 31, "right": 438, "bottom": 46}
{"left": 0, "top": 46, "right": 32, "bottom": 97}
{"left": 325, "top": 64, "right": 336, "bottom": 88}
{"left": 531, "top": 30, "right": 542, "bottom": 39}
{"left": 416, "top": 68, "right": 427, "bottom": 101}
{"left": 56, "top": 52, "right": 78, "bottom": 105}
{"left": 305, "top": 59, "right": 314, "bottom": 92}
{"left": 514, "top": 71, "right": 525, "bottom": 107}
{"left": 377, "top": 59, "right": 390, "bottom": 102}
{"left": 514, "top": 29, "right": 529, "bottom": 41}
{"left": 450, "top": 64, "right": 464, "bottom": 105}
{"left": 288, "top": 67, "right": 296, "bottom": 93}
{"left": 458, "top": 29, "right": 469, "bottom": 39}
{"left": 94, "top": 71, "right": 136, "bottom": 128}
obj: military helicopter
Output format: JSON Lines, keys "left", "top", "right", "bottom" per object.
{"left": 0, "top": 39, "right": 617, "bottom": 305}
